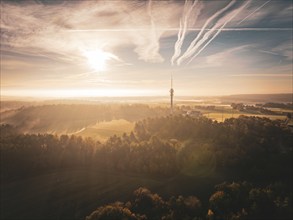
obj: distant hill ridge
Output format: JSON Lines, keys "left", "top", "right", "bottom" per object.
{"left": 221, "top": 93, "right": 292, "bottom": 103}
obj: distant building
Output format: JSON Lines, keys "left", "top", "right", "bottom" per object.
{"left": 186, "top": 110, "right": 202, "bottom": 117}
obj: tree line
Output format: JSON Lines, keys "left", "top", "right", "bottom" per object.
{"left": 86, "top": 181, "right": 292, "bottom": 220}
{"left": 1, "top": 115, "right": 292, "bottom": 181}
{"left": 1, "top": 104, "right": 168, "bottom": 133}
{"left": 1, "top": 115, "right": 292, "bottom": 219}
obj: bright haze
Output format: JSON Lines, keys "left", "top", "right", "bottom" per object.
{"left": 1, "top": 0, "right": 292, "bottom": 98}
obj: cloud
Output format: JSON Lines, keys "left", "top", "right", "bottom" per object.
{"left": 171, "top": 0, "right": 202, "bottom": 65}
{"left": 0, "top": 1, "right": 182, "bottom": 64}
{"left": 271, "top": 41, "right": 293, "bottom": 61}
{"left": 176, "top": 0, "right": 237, "bottom": 65}
{"left": 170, "top": 0, "right": 291, "bottom": 65}
{"left": 237, "top": 0, "right": 271, "bottom": 25}
{"left": 1, "top": 0, "right": 291, "bottom": 68}
{"left": 184, "top": 45, "right": 251, "bottom": 70}
{"left": 186, "top": 1, "right": 251, "bottom": 65}
{"left": 230, "top": 0, "right": 292, "bottom": 27}
{"left": 131, "top": 0, "right": 164, "bottom": 63}
{"left": 175, "top": 1, "right": 255, "bottom": 65}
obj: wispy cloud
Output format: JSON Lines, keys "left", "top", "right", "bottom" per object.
{"left": 175, "top": 1, "right": 254, "bottom": 65}
{"left": 1, "top": 0, "right": 292, "bottom": 67}
{"left": 171, "top": 0, "right": 201, "bottom": 65}
{"left": 0, "top": 0, "right": 181, "bottom": 64}
{"left": 1, "top": 0, "right": 292, "bottom": 97}
{"left": 184, "top": 45, "right": 251, "bottom": 70}
{"left": 133, "top": 0, "right": 164, "bottom": 63}
{"left": 258, "top": 49, "right": 282, "bottom": 56}
{"left": 271, "top": 41, "right": 293, "bottom": 61}
{"left": 182, "top": 36, "right": 292, "bottom": 74}
{"left": 175, "top": 0, "right": 237, "bottom": 65}
{"left": 237, "top": 0, "right": 271, "bottom": 25}
{"left": 186, "top": 0, "right": 251, "bottom": 65}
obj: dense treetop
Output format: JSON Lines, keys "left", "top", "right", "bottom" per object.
{"left": 1, "top": 115, "right": 292, "bottom": 220}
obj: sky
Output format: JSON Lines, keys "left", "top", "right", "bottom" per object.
{"left": 1, "top": 0, "right": 292, "bottom": 97}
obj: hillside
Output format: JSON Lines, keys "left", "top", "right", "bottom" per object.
{"left": 0, "top": 104, "right": 167, "bottom": 135}
{"left": 220, "top": 93, "right": 292, "bottom": 103}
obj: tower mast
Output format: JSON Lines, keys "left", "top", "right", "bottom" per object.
{"left": 170, "top": 73, "right": 174, "bottom": 114}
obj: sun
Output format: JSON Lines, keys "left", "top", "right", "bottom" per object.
{"left": 83, "top": 49, "right": 116, "bottom": 72}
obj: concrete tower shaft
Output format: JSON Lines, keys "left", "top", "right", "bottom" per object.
{"left": 170, "top": 74, "right": 174, "bottom": 113}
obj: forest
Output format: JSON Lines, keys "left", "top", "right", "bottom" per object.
{"left": 0, "top": 104, "right": 168, "bottom": 134}
{"left": 1, "top": 112, "right": 292, "bottom": 220}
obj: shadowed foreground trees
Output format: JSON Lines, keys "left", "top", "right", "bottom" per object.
{"left": 86, "top": 184, "right": 292, "bottom": 220}
{"left": 1, "top": 115, "right": 292, "bottom": 219}
{"left": 86, "top": 187, "right": 202, "bottom": 220}
{"left": 85, "top": 203, "right": 139, "bottom": 220}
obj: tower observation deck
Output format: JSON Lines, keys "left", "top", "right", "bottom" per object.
{"left": 170, "top": 75, "right": 174, "bottom": 113}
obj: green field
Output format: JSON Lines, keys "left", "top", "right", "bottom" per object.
{"left": 72, "top": 119, "right": 135, "bottom": 141}
{"left": 204, "top": 112, "right": 286, "bottom": 122}
{"left": 266, "top": 107, "right": 293, "bottom": 113}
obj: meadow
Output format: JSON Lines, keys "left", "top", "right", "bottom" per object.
{"left": 204, "top": 112, "right": 286, "bottom": 122}
{"left": 74, "top": 119, "right": 135, "bottom": 141}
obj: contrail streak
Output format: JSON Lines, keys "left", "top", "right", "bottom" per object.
{"left": 171, "top": 0, "right": 199, "bottom": 65}
{"left": 187, "top": 0, "right": 251, "bottom": 64}
{"left": 66, "top": 28, "right": 292, "bottom": 32}
{"left": 258, "top": 49, "right": 280, "bottom": 56}
{"left": 237, "top": 0, "right": 271, "bottom": 25}
{"left": 172, "top": 0, "right": 187, "bottom": 66}
{"left": 172, "top": 19, "right": 183, "bottom": 64}
{"left": 176, "top": 0, "right": 236, "bottom": 65}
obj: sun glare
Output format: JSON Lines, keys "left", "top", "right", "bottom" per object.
{"left": 83, "top": 49, "right": 115, "bottom": 72}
